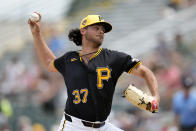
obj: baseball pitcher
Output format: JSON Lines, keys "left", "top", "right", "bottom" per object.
{"left": 28, "top": 13, "right": 160, "bottom": 131}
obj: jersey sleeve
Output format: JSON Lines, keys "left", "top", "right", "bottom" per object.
{"left": 116, "top": 51, "right": 142, "bottom": 74}
{"left": 53, "top": 54, "right": 66, "bottom": 74}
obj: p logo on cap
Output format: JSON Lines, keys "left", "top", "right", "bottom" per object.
{"left": 80, "top": 15, "right": 112, "bottom": 33}
{"left": 82, "top": 19, "right": 87, "bottom": 26}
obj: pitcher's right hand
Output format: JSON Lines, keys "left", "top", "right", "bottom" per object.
{"left": 28, "top": 12, "right": 41, "bottom": 35}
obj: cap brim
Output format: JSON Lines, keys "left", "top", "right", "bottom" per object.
{"left": 90, "top": 21, "right": 112, "bottom": 33}
{"left": 101, "top": 22, "right": 112, "bottom": 33}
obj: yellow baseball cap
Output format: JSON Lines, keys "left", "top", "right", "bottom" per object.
{"left": 80, "top": 15, "right": 112, "bottom": 33}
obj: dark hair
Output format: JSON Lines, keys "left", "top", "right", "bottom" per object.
{"left": 68, "top": 28, "right": 82, "bottom": 46}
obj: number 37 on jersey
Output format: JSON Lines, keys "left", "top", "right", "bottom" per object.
{"left": 72, "top": 67, "right": 111, "bottom": 104}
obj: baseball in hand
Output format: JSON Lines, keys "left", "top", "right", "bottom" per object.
{"left": 29, "top": 12, "right": 40, "bottom": 22}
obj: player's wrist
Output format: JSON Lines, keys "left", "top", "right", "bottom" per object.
{"left": 154, "top": 95, "right": 160, "bottom": 102}
{"left": 32, "top": 31, "right": 42, "bottom": 37}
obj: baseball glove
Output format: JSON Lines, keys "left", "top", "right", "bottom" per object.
{"left": 124, "top": 84, "right": 158, "bottom": 113}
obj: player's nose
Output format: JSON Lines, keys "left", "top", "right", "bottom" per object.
{"left": 100, "top": 29, "right": 104, "bottom": 34}
{"left": 99, "top": 25, "right": 105, "bottom": 34}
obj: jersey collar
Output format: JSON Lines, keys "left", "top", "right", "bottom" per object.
{"left": 79, "top": 48, "right": 103, "bottom": 62}
{"left": 90, "top": 48, "right": 102, "bottom": 60}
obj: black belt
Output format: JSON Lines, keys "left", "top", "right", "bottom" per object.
{"left": 64, "top": 113, "right": 105, "bottom": 128}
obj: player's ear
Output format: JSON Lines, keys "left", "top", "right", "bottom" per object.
{"left": 80, "top": 28, "right": 87, "bottom": 35}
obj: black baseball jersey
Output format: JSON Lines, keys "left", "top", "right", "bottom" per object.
{"left": 53, "top": 48, "right": 141, "bottom": 122}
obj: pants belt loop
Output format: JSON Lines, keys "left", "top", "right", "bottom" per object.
{"left": 92, "top": 123, "right": 94, "bottom": 128}
{"left": 64, "top": 113, "right": 72, "bottom": 122}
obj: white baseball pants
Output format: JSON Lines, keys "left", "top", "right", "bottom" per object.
{"left": 58, "top": 113, "right": 123, "bottom": 131}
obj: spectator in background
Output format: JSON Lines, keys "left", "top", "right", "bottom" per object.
{"left": 172, "top": 74, "right": 196, "bottom": 131}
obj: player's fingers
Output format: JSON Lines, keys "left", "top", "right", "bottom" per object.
{"left": 28, "top": 19, "right": 35, "bottom": 25}
{"left": 34, "top": 21, "right": 40, "bottom": 28}
{"left": 28, "top": 20, "right": 38, "bottom": 30}
{"left": 28, "top": 19, "right": 33, "bottom": 24}
{"left": 28, "top": 19, "right": 35, "bottom": 28}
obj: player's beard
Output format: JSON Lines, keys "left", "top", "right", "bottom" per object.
{"left": 85, "top": 33, "right": 104, "bottom": 48}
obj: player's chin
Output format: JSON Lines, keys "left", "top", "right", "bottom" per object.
{"left": 92, "top": 37, "right": 103, "bottom": 47}
{"left": 96, "top": 39, "right": 103, "bottom": 46}
{"left": 97, "top": 37, "right": 104, "bottom": 44}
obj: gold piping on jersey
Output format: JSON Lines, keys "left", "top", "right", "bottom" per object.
{"left": 52, "top": 60, "right": 58, "bottom": 72}
{"left": 61, "top": 120, "right": 66, "bottom": 131}
{"left": 128, "top": 61, "right": 142, "bottom": 74}
{"left": 71, "top": 58, "right": 77, "bottom": 62}
{"left": 79, "top": 53, "right": 83, "bottom": 62}
{"left": 79, "top": 48, "right": 103, "bottom": 62}
{"left": 90, "top": 48, "right": 102, "bottom": 60}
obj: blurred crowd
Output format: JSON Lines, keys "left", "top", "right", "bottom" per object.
{"left": 0, "top": 27, "right": 68, "bottom": 130}
{"left": 1, "top": 1, "right": 196, "bottom": 131}
{"left": 162, "top": 0, "right": 196, "bottom": 17}
{"left": 0, "top": 55, "right": 64, "bottom": 130}
{"left": 1, "top": 30, "right": 196, "bottom": 131}
{"left": 107, "top": 31, "right": 196, "bottom": 131}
